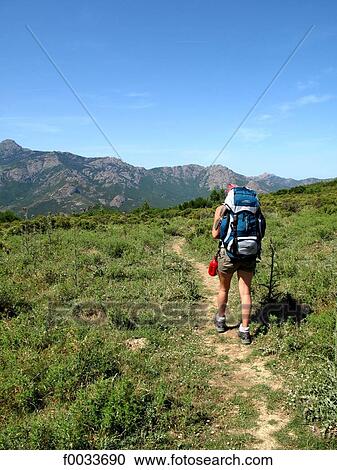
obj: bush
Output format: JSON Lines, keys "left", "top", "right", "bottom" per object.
{"left": 0, "top": 210, "right": 20, "bottom": 223}
{"left": 0, "top": 285, "right": 32, "bottom": 319}
{"left": 107, "top": 240, "right": 129, "bottom": 258}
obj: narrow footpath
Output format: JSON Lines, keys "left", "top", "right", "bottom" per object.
{"left": 172, "top": 237, "right": 290, "bottom": 450}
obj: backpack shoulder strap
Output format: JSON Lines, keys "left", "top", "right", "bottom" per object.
{"left": 219, "top": 204, "right": 231, "bottom": 243}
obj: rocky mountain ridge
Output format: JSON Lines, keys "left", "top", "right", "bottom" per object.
{"left": 0, "top": 139, "right": 322, "bottom": 215}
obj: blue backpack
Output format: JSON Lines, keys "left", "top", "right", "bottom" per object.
{"left": 219, "top": 187, "right": 266, "bottom": 260}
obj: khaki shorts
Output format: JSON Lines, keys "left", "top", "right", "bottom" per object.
{"left": 218, "top": 248, "right": 256, "bottom": 274}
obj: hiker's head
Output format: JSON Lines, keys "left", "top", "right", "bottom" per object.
{"left": 226, "top": 183, "right": 238, "bottom": 193}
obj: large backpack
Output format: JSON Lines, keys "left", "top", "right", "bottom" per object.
{"left": 219, "top": 187, "right": 266, "bottom": 260}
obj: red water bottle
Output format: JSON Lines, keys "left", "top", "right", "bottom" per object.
{"left": 208, "top": 257, "right": 218, "bottom": 276}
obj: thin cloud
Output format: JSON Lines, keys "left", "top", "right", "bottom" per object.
{"left": 123, "top": 92, "right": 154, "bottom": 109}
{"left": 119, "top": 102, "right": 156, "bottom": 110}
{"left": 126, "top": 92, "right": 150, "bottom": 98}
{"left": 0, "top": 115, "right": 92, "bottom": 134}
{"left": 238, "top": 127, "right": 271, "bottom": 143}
{"left": 297, "top": 79, "right": 318, "bottom": 90}
{"left": 321, "top": 66, "right": 337, "bottom": 75}
{"left": 256, "top": 113, "right": 273, "bottom": 121}
{"left": 297, "top": 94, "right": 334, "bottom": 105}
{"left": 0, "top": 117, "right": 60, "bottom": 134}
{"left": 279, "top": 94, "right": 335, "bottom": 112}
{"left": 296, "top": 67, "right": 337, "bottom": 92}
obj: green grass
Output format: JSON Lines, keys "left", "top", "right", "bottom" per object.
{"left": 0, "top": 224, "right": 213, "bottom": 449}
{"left": 172, "top": 181, "right": 337, "bottom": 447}
{"left": 0, "top": 179, "right": 337, "bottom": 449}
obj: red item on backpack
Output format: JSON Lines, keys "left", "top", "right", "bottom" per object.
{"left": 208, "top": 257, "right": 218, "bottom": 276}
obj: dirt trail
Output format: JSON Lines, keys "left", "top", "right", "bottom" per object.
{"left": 172, "top": 237, "right": 289, "bottom": 450}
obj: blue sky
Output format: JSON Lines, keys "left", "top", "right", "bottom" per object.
{"left": 0, "top": 0, "right": 336, "bottom": 179}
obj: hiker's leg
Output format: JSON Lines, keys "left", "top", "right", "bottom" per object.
{"left": 237, "top": 270, "right": 254, "bottom": 327}
{"left": 218, "top": 271, "right": 233, "bottom": 317}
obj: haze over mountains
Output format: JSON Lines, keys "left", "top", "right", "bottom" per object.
{"left": 0, "top": 139, "right": 323, "bottom": 215}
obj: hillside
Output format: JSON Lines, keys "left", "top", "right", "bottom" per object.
{"left": 0, "top": 139, "right": 323, "bottom": 215}
{"left": 0, "top": 179, "right": 336, "bottom": 449}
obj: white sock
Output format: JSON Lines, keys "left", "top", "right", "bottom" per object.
{"left": 239, "top": 324, "right": 249, "bottom": 333}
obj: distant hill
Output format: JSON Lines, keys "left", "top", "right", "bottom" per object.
{"left": 0, "top": 139, "right": 325, "bottom": 215}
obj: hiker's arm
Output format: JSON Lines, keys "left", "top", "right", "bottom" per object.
{"left": 212, "top": 206, "right": 225, "bottom": 239}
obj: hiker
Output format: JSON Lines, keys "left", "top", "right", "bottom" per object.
{"left": 211, "top": 184, "right": 266, "bottom": 344}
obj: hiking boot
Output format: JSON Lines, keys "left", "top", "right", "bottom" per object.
{"left": 238, "top": 330, "right": 252, "bottom": 345}
{"left": 214, "top": 314, "right": 226, "bottom": 333}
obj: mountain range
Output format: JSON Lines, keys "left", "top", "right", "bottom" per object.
{"left": 0, "top": 139, "right": 323, "bottom": 215}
